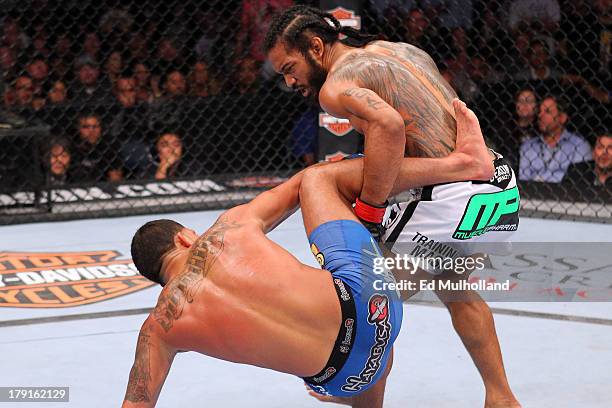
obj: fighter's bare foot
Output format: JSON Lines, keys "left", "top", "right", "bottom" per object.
{"left": 305, "top": 384, "right": 353, "bottom": 406}
{"left": 452, "top": 98, "right": 495, "bottom": 181}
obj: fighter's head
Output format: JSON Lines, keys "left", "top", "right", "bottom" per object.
{"left": 131, "top": 219, "right": 198, "bottom": 286}
{"left": 264, "top": 5, "right": 376, "bottom": 103}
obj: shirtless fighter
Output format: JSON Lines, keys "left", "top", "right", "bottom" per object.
{"left": 122, "top": 101, "right": 493, "bottom": 407}
{"left": 264, "top": 6, "right": 521, "bottom": 407}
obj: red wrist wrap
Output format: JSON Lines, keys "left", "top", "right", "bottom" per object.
{"left": 354, "top": 198, "right": 387, "bottom": 223}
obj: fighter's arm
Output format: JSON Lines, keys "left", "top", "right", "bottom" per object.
{"left": 320, "top": 81, "right": 405, "bottom": 207}
{"left": 122, "top": 318, "right": 177, "bottom": 408}
{"left": 229, "top": 170, "right": 305, "bottom": 233}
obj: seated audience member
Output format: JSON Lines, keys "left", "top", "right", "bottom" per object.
{"left": 104, "top": 51, "right": 124, "bottom": 88}
{"left": 133, "top": 62, "right": 156, "bottom": 103}
{"left": 148, "top": 132, "right": 188, "bottom": 180}
{"left": 72, "top": 113, "right": 124, "bottom": 183}
{"left": 25, "top": 56, "right": 50, "bottom": 103}
{"left": 111, "top": 76, "right": 152, "bottom": 178}
{"left": 514, "top": 37, "right": 560, "bottom": 83}
{"left": 161, "top": 70, "right": 187, "bottom": 100}
{"left": 39, "top": 79, "right": 71, "bottom": 135}
{"left": 189, "top": 61, "right": 221, "bottom": 97}
{"left": 70, "top": 56, "right": 111, "bottom": 106}
{"left": 47, "top": 80, "right": 68, "bottom": 105}
{"left": 233, "top": 57, "right": 261, "bottom": 95}
{"left": 490, "top": 88, "right": 539, "bottom": 169}
{"left": 564, "top": 132, "right": 611, "bottom": 188}
{"left": 114, "top": 76, "right": 137, "bottom": 108}
{"left": 291, "top": 107, "right": 318, "bottom": 167}
{"left": 43, "top": 137, "right": 73, "bottom": 185}
{"left": 6, "top": 75, "right": 42, "bottom": 123}
{"left": 520, "top": 95, "right": 592, "bottom": 182}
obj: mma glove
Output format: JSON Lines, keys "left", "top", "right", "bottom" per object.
{"left": 354, "top": 197, "right": 388, "bottom": 242}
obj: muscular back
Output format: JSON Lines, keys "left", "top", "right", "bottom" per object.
{"left": 327, "top": 41, "right": 458, "bottom": 158}
{"left": 150, "top": 214, "right": 341, "bottom": 376}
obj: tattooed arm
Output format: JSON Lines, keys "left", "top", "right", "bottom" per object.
{"left": 320, "top": 82, "right": 405, "bottom": 206}
{"left": 122, "top": 318, "right": 177, "bottom": 408}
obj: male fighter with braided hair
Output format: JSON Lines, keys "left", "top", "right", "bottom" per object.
{"left": 122, "top": 101, "right": 495, "bottom": 408}
{"left": 264, "top": 6, "right": 521, "bottom": 408}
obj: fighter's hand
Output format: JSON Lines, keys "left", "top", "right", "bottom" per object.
{"left": 354, "top": 197, "right": 387, "bottom": 242}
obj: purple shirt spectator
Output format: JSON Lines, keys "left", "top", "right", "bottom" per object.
{"left": 519, "top": 129, "right": 592, "bottom": 182}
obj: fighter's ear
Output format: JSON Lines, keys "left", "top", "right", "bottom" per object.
{"left": 175, "top": 228, "right": 197, "bottom": 248}
{"left": 309, "top": 36, "right": 325, "bottom": 57}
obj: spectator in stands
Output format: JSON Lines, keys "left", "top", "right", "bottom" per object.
{"left": 49, "top": 33, "right": 73, "bottom": 82}
{"left": 401, "top": 8, "right": 440, "bottom": 57}
{"left": 189, "top": 61, "right": 221, "bottom": 97}
{"left": 80, "top": 32, "right": 101, "bottom": 64}
{"left": 70, "top": 56, "right": 110, "bottom": 105}
{"left": 40, "top": 79, "right": 71, "bottom": 136}
{"left": 564, "top": 132, "right": 611, "bottom": 187}
{"left": 0, "top": 46, "right": 17, "bottom": 87}
{"left": 48, "top": 80, "right": 68, "bottom": 105}
{"left": 133, "top": 62, "right": 156, "bottom": 103}
{"left": 31, "top": 27, "right": 50, "bottom": 58}
{"left": 514, "top": 37, "right": 560, "bottom": 82}
{"left": 114, "top": 77, "right": 137, "bottom": 108}
{"left": 1, "top": 17, "right": 29, "bottom": 52}
{"left": 104, "top": 51, "right": 124, "bottom": 88}
{"left": 490, "top": 87, "right": 539, "bottom": 169}
{"left": 507, "top": 0, "right": 560, "bottom": 33}
{"left": 519, "top": 95, "right": 592, "bottom": 182}
{"left": 129, "top": 33, "right": 149, "bottom": 62}
{"left": 291, "top": 107, "right": 318, "bottom": 167}
{"left": 9, "top": 76, "right": 39, "bottom": 118}
{"left": 111, "top": 75, "right": 152, "bottom": 179}
{"left": 500, "top": 30, "right": 532, "bottom": 77}
{"left": 148, "top": 132, "right": 187, "bottom": 180}
{"left": 25, "top": 56, "right": 49, "bottom": 102}
{"left": 155, "top": 37, "right": 183, "bottom": 74}
{"left": 423, "top": 0, "right": 474, "bottom": 31}
{"left": 43, "top": 137, "right": 73, "bottom": 186}
{"left": 561, "top": 73, "right": 611, "bottom": 105}
{"left": 594, "top": 0, "right": 612, "bottom": 75}
{"left": 236, "top": 0, "right": 293, "bottom": 63}
{"left": 72, "top": 113, "right": 124, "bottom": 183}
{"left": 162, "top": 70, "right": 186, "bottom": 99}
{"left": 234, "top": 57, "right": 261, "bottom": 95}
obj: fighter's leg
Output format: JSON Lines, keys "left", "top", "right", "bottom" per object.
{"left": 307, "top": 348, "right": 394, "bottom": 408}
{"left": 433, "top": 270, "right": 521, "bottom": 408}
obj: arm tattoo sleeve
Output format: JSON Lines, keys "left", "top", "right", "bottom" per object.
{"left": 125, "top": 326, "right": 153, "bottom": 403}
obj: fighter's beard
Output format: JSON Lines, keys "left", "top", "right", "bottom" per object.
{"left": 305, "top": 53, "right": 328, "bottom": 106}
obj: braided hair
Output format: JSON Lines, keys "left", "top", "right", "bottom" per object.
{"left": 263, "top": 5, "right": 378, "bottom": 56}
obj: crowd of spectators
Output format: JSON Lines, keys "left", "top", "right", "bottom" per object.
{"left": 0, "top": 0, "right": 609, "bottom": 196}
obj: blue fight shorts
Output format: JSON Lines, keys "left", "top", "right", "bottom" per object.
{"left": 303, "top": 220, "right": 403, "bottom": 397}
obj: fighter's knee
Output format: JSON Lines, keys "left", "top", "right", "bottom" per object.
{"left": 300, "top": 164, "right": 335, "bottom": 195}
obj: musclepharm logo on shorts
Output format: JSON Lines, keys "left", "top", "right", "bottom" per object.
{"left": 341, "top": 294, "right": 392, "bottom": 393}
{"left": 453, "top": 186, "right": 520, "bottom": 240}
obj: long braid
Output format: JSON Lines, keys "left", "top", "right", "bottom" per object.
{"left": 263, "top": 6, "right": 377, "bottom": 55}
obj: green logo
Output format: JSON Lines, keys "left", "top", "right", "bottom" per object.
{"left": 453, "top": 186, "right": 520, "bottom": 240}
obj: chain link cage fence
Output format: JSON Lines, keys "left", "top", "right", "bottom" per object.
{"left": 0, "top": 0, "right": 609, "bottom": 225}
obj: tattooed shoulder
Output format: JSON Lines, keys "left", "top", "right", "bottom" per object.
{"left": 153, "top": 217, "right": 241, "bottom": 332}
